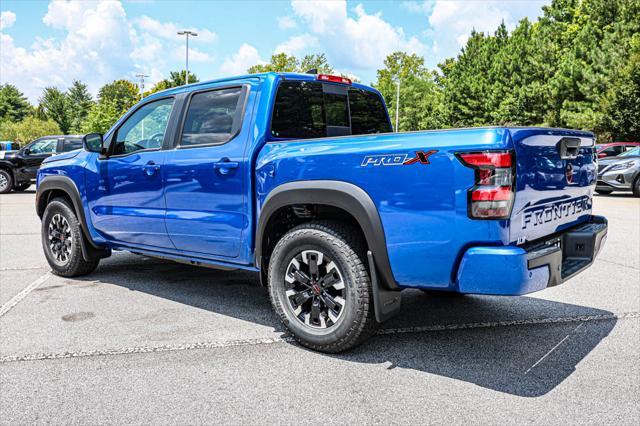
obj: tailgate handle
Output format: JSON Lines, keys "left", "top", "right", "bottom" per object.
{"left": 556, "top": 137, "right": 581, "bottom": 160}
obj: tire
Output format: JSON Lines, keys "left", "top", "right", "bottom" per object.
{"left": 0, "top": 169, "right": 13, "bottom": 194}
{"left": 41, "top": 198, "right": 99, "bottom": 277}
{"left": 595, "top": 189, "right": 613, "bottom": 195}
{"left": 268, "top": 221, "right": 377, "bottom": 353}
{"left": 13, "top": 182, "right": 31, "bottom": 192}
{"left": 633, "top": 176, "right": 640, "bottom": 197}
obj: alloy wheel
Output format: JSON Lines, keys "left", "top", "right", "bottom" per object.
{"left": 284, "top": 249, "right": 346, "bottom": 329}
{"left": 48, "top": 214, "right": 73, "bottom": 264}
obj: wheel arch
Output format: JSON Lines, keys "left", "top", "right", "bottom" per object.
{"left": 37, "top": 176, "right": 110, "bottom": 260}
{"left": 256, "top": 180, "right": 398, "bottom": 290}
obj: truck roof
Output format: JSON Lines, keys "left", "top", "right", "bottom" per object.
{"left": 147, "top": 71, "right": 378, "bottom": 99}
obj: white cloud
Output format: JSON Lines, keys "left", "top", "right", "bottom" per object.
{"left": 275, "top": 34, "right": 318, "bottom": 56}
{"left": 277, "top": 15, "right": 297, "bottom": 30}
{"left": 136, "top": 15, "right": 217, "bottom": 43}
{"left": 0, "top": 1, "right": 218, "bottom": 102}
{"left": 412, "top": 1, "right": 550, "bottom": 66}
{"left": 287, "top": 1, "right": 425, "bottom": 75}
{"left": 219, "top": 43, "right": 265, "bottom": 75}
{"left": 0, "top": 10, "right": 16, "bottom": 30}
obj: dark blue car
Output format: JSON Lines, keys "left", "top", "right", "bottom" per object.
{"left": 35, "top": 72, "right": 607, "bottom": 352}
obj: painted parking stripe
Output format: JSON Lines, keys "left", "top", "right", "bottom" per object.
{"left": 1, "top": 311, "right": 637, "bottom": 364}
{"left": 0, "top": 272, "right": 51, "bottom": 318}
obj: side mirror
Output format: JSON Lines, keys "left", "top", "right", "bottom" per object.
{"left": 22, "top": 148, "right": 30, "bottom": 155}
{"left": 83, "top": 133, "right": 104, "bottom": 154}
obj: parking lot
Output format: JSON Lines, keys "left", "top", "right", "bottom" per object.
{"left": 0, "top": 188, "right": 638, "bottom": 424}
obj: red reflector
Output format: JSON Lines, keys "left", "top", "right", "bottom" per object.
{"left": 317, "top": 74, "right": 352, "bottom": 85}
{"left": 459, "top": 152, "right": 512, "bottom": 168}
{"left": 471, "top": 187, "right": 513, "bottom": 201}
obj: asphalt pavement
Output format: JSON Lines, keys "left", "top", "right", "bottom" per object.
{"left": 0, "top": 187, "right": 638, "bottom": 424}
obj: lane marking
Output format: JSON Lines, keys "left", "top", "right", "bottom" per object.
{"left": 0, "top": 272, "right": 51, "bottom": 318}
{"left": 378, "top": 311, "right": 640, "bottom": 335}
{"left": 1, "top": 311, "right": 637, "bottom": 364}
{"left": 525, "top": 323, "right": 583, "bottom": 374}
{"left": 0, "top": 266, "right": 47, "bottom": 272}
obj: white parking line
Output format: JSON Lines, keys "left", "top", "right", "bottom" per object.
{"left": 1, "top": 311, "right": 637, "bottom": 364}
{"left": 0, "top": 272, "right": 51, "bottom": 318}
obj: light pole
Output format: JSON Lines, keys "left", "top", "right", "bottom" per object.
{"left": 395, "top": 78, "right": 400, "bottom": 132}
{"left": 136, "top": 73, "right": 149, "bottom": 99}
{"left": 177, "top": 30, "right": 198, "bottom": 85}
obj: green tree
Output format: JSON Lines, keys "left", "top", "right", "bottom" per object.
{"left": 145, "top": 70, "right": 200, "bottom": 96}
{"left": 299, "top": 54, "right": 333, "bottom": 74}
{"left": 38, "top": 87, "right": 71, "bottom": 133}
{"left": 0, "top": 116, "right": 61, "bottom": 143}
{"left": 0, "top": 84, "right": 31, "bottom": 123}
{"left": 97, "top": 79, "right": 139, "bottom": 114}
{"left": 66, "top": 80, "right": 93, "bottom": 133}
{"left": 374, "top": 52, "right": 443, "bottom": 131}
{"left": 81, "top": 99, "right": 121, "bottom": 134}
{"left": 248, "top": 52, "right": 299, "bottom": 73}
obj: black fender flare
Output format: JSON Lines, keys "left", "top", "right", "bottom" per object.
{"left": 36, "top": 176, "right": 111, "bottom": 261}
{"left": 256, "top": 180, "right": 399, "bottom": 291}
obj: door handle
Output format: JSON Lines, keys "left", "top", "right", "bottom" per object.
{"left": 213, "top": 158, "right": 239, "bottom": 176}
{"left": 142, "top": 161, "right": 161, "bottom": 176}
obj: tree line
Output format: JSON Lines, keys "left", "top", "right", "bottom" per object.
{"left": 0, "top": 0, "right": 637, "bottom": 144}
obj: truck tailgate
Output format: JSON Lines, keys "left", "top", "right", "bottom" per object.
{"left": 509, "top": 128, "right": 597, "bottom": 244}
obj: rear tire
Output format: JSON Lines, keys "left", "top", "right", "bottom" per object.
{"left": 595, "top": 189, "right": 613, "bottom": 195}
{"left": 0, "top": 169, "right": 13, "bottom": 194}
{"left": 268, "top": 221, "right": 377, "bottom": 353}
{"left": 42, "top": 198, "right": 99, "bottom": 277}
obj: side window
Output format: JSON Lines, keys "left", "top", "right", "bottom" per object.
{"left": 600, "top": 147, "right": 617, "bottom": 157}
{"left": 28, "top": 138, "right": 58, "bottom": 154}
{"left": 113, "top": 98, "right": 174, "bottom": 155}
{"left": 181, "top": 87, "right": 243, "bottom": 147}
{"left": 271, "top": 81, "right": 325, "bottom": 139}
{"left": 349, "top": 88, "right": 392, "bottom": 135}
{"left": 62, "top": 138, "right": 83, "bottom": 152}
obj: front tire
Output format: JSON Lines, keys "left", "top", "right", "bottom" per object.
{"left": 268, "top": 221, "right": 377, "bottom": 353}
{"left": 42, "top": 198, "right": 99, "bottom": 277}
{"left": 0, "top": 169, "right": 13, "bottom": 194}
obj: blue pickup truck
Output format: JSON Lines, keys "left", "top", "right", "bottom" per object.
{"left": 36, "top": 72, "right": 607, "bottom": 352}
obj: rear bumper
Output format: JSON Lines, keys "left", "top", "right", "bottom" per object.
{"left": 455, "top": 215, "right": 607, "bottom": 295}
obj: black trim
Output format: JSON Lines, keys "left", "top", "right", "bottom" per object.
{"left": 174, "top": 84, "right": 250, "bottom": 150}
{"left": 36, "top": 176, "right": 111, "bottom": 261}
{"left": 256, "top": 180, "right": 399, "bottom": 290}
{"left": 524, "top": 215, "right": 607, "bottom": 286}
{"left": 367, "top": 251, "right": 401, "bottom": 322}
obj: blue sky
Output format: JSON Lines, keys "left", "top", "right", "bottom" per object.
{"left": 1, "top": 0, "right": 550, "bottom": 102}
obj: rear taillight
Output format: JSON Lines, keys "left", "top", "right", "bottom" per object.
{"left": 457, "top": 151, "right": 515, "bottom": 219}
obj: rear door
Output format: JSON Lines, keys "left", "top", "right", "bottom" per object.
{"left": 509, "top": 129, "right": 597, "bottom": 244}
{"left": 163, "top": 85, "right": 250, "bottom": 258}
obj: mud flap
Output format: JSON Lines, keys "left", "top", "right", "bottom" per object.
{"left": 367, "top": 251, "right": 402, "bottom": 323}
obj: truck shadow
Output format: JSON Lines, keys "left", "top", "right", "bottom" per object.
{"left": 88, "top": 253, "right": 616, "bottom": 398}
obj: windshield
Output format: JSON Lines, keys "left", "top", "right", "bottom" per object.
{"left": 619, "top": 147, "right": 640, "bottom": 157}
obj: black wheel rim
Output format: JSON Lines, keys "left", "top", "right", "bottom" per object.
{"left": 284, "top": 250, "right": 346, "bottom": 329}
{"left": 48, "top": 214, "right": 72, "bottom": 264}
{"left": 0, "top": 173, "right": 8, "bottom": 192}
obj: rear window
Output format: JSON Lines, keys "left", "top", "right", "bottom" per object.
{"left": 270, "top": 81, "right": 391, "bottom": 140}
{"left": 181, "top": 87, "right": 244, "bottom": 147}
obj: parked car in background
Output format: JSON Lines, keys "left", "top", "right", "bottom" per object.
{"left": 0, "top": 141, "right": 20, "bottom": 151}
{"left": 0, "top": 135, "right": 83, "bottom": 194}
{"left": 596, "top": 146, "right": 640, "bottom": 196}
{"left": 596, "top": 142, "right": 640, "bottom": 159}
{"left": 35, "top": 72, "right": 607, "bottom": 352}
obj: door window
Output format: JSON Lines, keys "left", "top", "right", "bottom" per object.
{"left": 113, "top": 98, "right": 174, "bottom": 155}
{"left": 28, "top": 138, "right": 58, "bottom": 154}
{"left": 62, "top": 138, "right": 83, "bottom": 152}
{"left": 271, "top": 81, "right": 326, "bottom": 139}
{"left": 349, "top": 88, "right": 392, "bottom": 134}
{"left": 181, "top": 87, "right": 244, "bottom": 147}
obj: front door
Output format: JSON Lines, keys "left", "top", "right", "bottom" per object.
{"left": 21, "top": 137, "right": 58, "bottom": 180}
{"left": 86, "top": 97, "right": 176, "bottom": 249}
{"left": 163, "top": 86, "right": 249, "bottom": 258}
